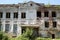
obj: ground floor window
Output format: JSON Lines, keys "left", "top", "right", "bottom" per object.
{"left": 13, "top": 24, "right": 17, "bottom": 35}
{"left": 0, "top": 24, "right": 2, "bottom": 31}
{"left": 5, "top": 24, "right": 10, "bottom": 33}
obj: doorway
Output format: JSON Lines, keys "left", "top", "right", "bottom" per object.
{"left": 52, "top": 34, "right": 55, "bottom": 39}
{"left": 21, "top": 27, "right": 39, "bottom": 37}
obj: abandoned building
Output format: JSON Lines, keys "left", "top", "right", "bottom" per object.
{"left": 0, "top": 1, "right": 60, "bottom": 38}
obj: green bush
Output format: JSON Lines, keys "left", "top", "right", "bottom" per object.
{"left": 0, "top": 31, "right": 9, "bottom": 40}
{"left": 16, "top": 35, "right": 29, "bottom": 40}
{"left": 35, "top": 37, "right": 51, "bottom": 40}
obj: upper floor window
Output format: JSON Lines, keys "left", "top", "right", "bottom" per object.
{"left": 0, "top": 12, "right": 3, "bottom": 18}
{"left": 30, "top": 4, "right": 33, "bottom": 6}
{"left": 21, "top": 12, "right": 26, "bottom": 18}
{"left": 6, "top": 12, "right": 10, "bottom": 18}
{"left": 53, "top": 21, "right": 57, "bottom": 28}
{"left": 44, "top": 11, "right": 49, "bottom": 17}
{"left": 37, "top": 11, "right": 41, "bottom": 18}
{"left": 52, "top": 11, "right": 56, "bottom": 17}
{"left": 14, "top": 12, "right": 18, "bottom": 18}
{"left": 45, "top": 21, "right": 49, "bottom": 28}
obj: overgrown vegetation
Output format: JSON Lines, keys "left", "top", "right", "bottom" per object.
{"left": 0, "top": 28, "right": 60, "bottom": 40}
{"left": 0, "top": 31, "right": 9, "bottom": 40}
{"left": 15, "top": 28, "right": 35, "bottom": 40}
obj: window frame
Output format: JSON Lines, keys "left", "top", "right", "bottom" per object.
{"left": 21, "top": 12, "right": 26, "bottom": 19}
{"left": 45, "top": 21, "right": 49, "bottom": 28}
{"left": 5, "top": 24, "right": 10, "bottom": 33}
{"left": 0, "top": 12, "right": 3, "bottom": 18}
{"left": 6, "top": 12, "right": 10, "bottom": 18}
{"left": 44, "top": 11, "right": 49, "bottom": 17}
{"left": 13, "top": 12, "right": 18, "bottom": 18}
{"left": 52, "top": 11, "right": 56, "bottom": 17}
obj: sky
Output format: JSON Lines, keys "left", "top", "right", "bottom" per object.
{"left": 0, "top": 0, "right": 60, "bottom": 5}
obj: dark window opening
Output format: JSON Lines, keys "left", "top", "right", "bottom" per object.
{"left": 44, "top": 11, "right": 49, "bottom": 17}
{"left": 52, "top": 11, "right": 56, "bottom": 17}
{"left": 21, "top": 12, "right": 26, "bottom": 18}
{"left": 30, "top": 4, "right": 33, "bottom": 6}
{"left": 14, "top": 12, "right": 18, "bottom": 18}
{"left": 52, "top": 34, "right": 55, "bottom": 39}
{"left": 45, "top": 21, "right": 49, "bottom": 28}
{"left": 6, "top": 12, "right": 10, "bottom": 18}
{"left": 53, "top": 21, "right": 57, "bottom": 28}
{"left": 0, "top": 12, "right": 3, "bottom": 18}
{"left": 0, "top": 24, "right": 2, "bottom": 31}
{"left": 37, "top": 11, "right": 41, "bottom": 18}
{"left": 33, "top": 28, "right": 39, "bottom": 37}
{"left": 21, "top": 27, "right": 26, "bottom": 34}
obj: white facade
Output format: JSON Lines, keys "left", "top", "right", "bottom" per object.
{"left": 0, "top": 1, "right": 60, "bottom": 37}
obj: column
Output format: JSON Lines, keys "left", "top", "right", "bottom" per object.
{"left": 11, "top": 11, "right": 13, "bottom": 20}
{"left": 18, "top": 6, "right": 21, "bottom": 20}
{"left": 3, "top": 11, "right": 6, "bottom": 19}
{"left": 10, "top": 20, "right": 13, "bottom": 35}
{"left": 17, "top": 23, "right": 21, "bottom": 36}
{"left": 49, "top": 10, "right": 52, "bottom": 28}
{"left": 3, "top": 20, "right": 5, "bottom": 32}
{"left": 3, "top": 11, "right": 6, "bottom": 32}
{"left": 41, "top": 11, "right": 44, "bottom": 18}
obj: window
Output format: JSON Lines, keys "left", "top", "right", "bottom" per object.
{"left": 44, "top": 11, "right": 49, "bottom": 17}
{"left": 37, "top": 11, "right": 41, "bottom": 18}
{"left": 45, "top": 21, "right": 49, "bottom": 28}
{"left": 14, "top": 12, "right": 18, "bottom": 18}
{"left": 5, "top": 24, "right": 10, "bottom": 33}
{"left": 21, "top": 12, "right": 26, "bottom": 18}
{"left": 30, "top": 4, "right": 33, "bottom": 6}
{"left": 21, "top": 27, "right": 26, "bottom": 33}
{"left": 52, "top": 11, "right": 56, "bottom": 17}
{"left": 0, "top": 12, "right": 3, "bottom": 18}
{"left": 13, "top": 24, "right": 17, "bottom": 35}
{"left": 6, "top": 12, "right": 10, "bottom": 18}
{"left": 53, "top": 21, "right": 57, "bottom": 28}
{"left": 0, "top": 24, "right": 2, "bottom": 31}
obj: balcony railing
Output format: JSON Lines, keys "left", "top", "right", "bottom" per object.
{"left": 20, "top": 19, "right": 42, "bottom": 26}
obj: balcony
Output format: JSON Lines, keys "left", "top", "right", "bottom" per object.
{"left": 20, "top": 19, "right": 42, "bottom": 26}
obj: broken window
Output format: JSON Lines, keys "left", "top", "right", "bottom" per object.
{"left": 52, "top": 11, "right": 56, "bottom": 17}
{"left": 21, "top": 27, "right": 26, "bottom": 33}
{"left": 30, "top": 4, "right": 33, "bottom": 6}
{"left": 37, "top": 11, "right": 41, "bottom": 18}
{"left": 45, "top": 21, "right": 49, "bottom": 28}
{"left": 21, "top": 12, "right": 26, "bottom": 18}
{"left": 0, "top": 24, "right": 2, "bottom": 31}
{"left": 0, "top": 12, "right": 3, "bottom": 18}
{"left": 44, "top": 11, "right": 49, "bottom": 17}
{"left": 6, "top": 12, "right": 10, "bottom": 18}
{"left": 53, "top": 21, "right": 57, "bottom": 28}
{"left": 14, "top": 12, "right": 18, "bottom": 18}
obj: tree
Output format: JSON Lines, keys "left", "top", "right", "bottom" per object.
{"left": 16, "top": 27, "right": 34, "bottom": 40}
